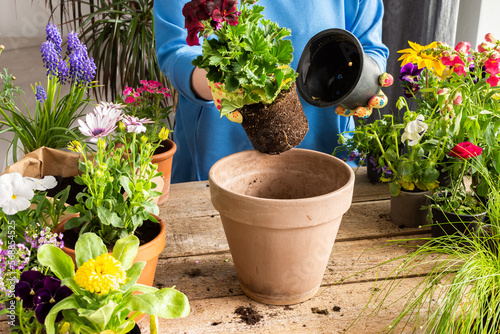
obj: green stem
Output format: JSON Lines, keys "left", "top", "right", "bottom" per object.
{"left": 451, "top": 160, "right": 467, "bottom": 205}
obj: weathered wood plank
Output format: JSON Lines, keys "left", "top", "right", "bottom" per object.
{"left": 136, "top": 277, "right": 428, "bottom": 334}
{"left": 155, "top": 235, "right": 429, "bottom": 302}
{"left": 161, "top": 198, "right": 430, "bottom": 258}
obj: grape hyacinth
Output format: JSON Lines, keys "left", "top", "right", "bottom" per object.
{"left": 40, "top": 25, "right": 96, "bottom": 86}
{"left": 35, "top": 85, "right": 47, "bottom": 103}
{"left": 45, "top": 23, "right": 62, "bottom": 54}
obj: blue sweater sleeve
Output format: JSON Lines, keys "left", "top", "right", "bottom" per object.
{"left": 153, "top": 1, "right": 213, "bottom": 107}
{"left": 345, "top": 0, "right": 389, "bottom": 72}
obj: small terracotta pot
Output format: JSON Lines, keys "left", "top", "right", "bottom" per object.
{"left": 209, "top": 149, "right": 355, "bottom": 305}
{"left": 53, "top": 215, "right": 166, "bottom": 288}
{"left": 390, "top": 190, "right": 431, "bottom": 228}
{"left": 152, "top": 139, "right": 176, "bottom": 205}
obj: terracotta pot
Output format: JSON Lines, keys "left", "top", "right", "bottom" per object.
{"left": 390, "top": 190, "right": 431, "bottom": 228}
{"left": 53, "top": 215, "right": 166, "bottom": 288}
{"left": 152, "top": 139, "right": 176, "bottom": 205}
{"left": 209, "top": 149, "right": 355, "bottom": 305}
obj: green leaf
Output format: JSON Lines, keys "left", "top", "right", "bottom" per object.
{"left": 37, "top": 245, "right": 75, "bottom": 280}
{"left": 154, "top": 288, "right": 191, "bottom": 319}
{"left": 75, "top": 233, "right": 107, "bottom": 267}
{"left": 119, "top": 262, "right": 146, "bottom": 293}
{"left": 87, "top": 300, "right": 117, "bottom": 330}
{"left": 45, "top": 295, "right": 80, "bottom": 334}
{"left": 112, "top": 235, "right": 140, "bottom": 270}
{"left": 122, "top": 293, "right": 159, "bottom": 316}
{"left": 272, "top": 39, "right": 294, "bottom": 64}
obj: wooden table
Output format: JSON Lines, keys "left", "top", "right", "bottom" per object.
{"left": 1, "top": 168, "right": 432, "bottom": 333}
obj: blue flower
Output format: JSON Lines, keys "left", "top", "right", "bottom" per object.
{"left": 40, "top": 41, "right": 59, "bottom": 77}
{"left": 35, "top": 85, "right": 47, "bottom": 103}
{"left": 45, "top": 23, "right": 62, "bottom": 54}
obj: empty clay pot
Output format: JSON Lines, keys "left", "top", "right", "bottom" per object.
{"left": 209, "top": 149, "right": 355, "bottom": 305}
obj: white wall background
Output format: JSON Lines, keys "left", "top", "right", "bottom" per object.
{"left": 456, "top": 0, "right": 500, "bottom": 47}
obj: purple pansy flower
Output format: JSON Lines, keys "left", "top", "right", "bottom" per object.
{"left": 14, "top": 270, "right": 46, "bottom": 309}
{"left": 34, "top": 277, "right": 73, "bottom": 324}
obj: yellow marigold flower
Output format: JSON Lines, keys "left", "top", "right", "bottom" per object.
{"left": 74, "top": 254, "right": 126, "bottom": 295}
{"left": 158, "top": 127, "right": 170, "bottom": 141}
{"left": 397, "top": 41, "right": 446, "bottom": 76}
{"left": 67, "top": 140, "right": 82, "bottom": 153}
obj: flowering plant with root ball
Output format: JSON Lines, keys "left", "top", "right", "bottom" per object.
{"left": 183, "top": 0, "right": 298, "bottom": 121}
{"left": 37, "top": 232, "right": 190, "bottom": 334}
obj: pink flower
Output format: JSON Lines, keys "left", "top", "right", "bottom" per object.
{"left": 485, "top": 57, "right": 500, "bottom": 76}
{"left": 453, "top": 91, "right": 463, "bottom": 105}
{"left": 478, "top": 42, "right": 493, "bottom": 53}
{"left": 455, "top": 41, "right": 471, "bottom": 54}
{"left": 124, "top": 96, "right": 136, "bottom": 104}
{"left": 437, "top": 88, "right": 449, "bottom": 95}
{"left": 123, "top": 87, "right": 133, "bottom": 96}
{"left": 485, "top": 33, "right": 498, "bottom": 44}
{"left": 120, "top": 115, "right": 153, "bottom": 134}
{"left": 487, "top": 75, "right": 500, "bottom": 87}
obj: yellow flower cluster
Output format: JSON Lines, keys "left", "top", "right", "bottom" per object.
{"left": 74, "top": 254, "right": 126, "bottom": 295}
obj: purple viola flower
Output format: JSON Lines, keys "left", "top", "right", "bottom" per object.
{"left": 35, "top": 85, "right": 47, "bottom": 103}
{"left": 45, "top": 23, "right": 62, "bottom": 54}
{"left": 14, "top": 270, "right": 46, "bottom": 309}
{"left": 34, "top": 277, "right": 72, "bottom": 324}
{"left": 40, "top": 41, "right": 59, "bottom": 77}
{"left": 399, "top": 63, "right": 423, "bottom": 83}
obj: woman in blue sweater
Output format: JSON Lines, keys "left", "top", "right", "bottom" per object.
{"left": 154, "top": 0, "right": 389, "bottom": 183}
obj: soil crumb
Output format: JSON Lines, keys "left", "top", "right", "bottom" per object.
{"left": 333, "top": 306, "right": 341, "bottom": 312}
{"left": 311, "top": 307, "right": 329, "bottom": 315}
{"left": 186, "top": 268, "right": 202, "bottom": 277}
{"left": 234, "top": 306, "right": 262, "bottom": 325}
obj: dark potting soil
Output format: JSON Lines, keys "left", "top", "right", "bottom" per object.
{"left": 61, "top": 219, "right": 161, "bottom": 251}
{"left": 46, "top": 175, "right": 86, "bottom": 206}
{"left": 234, "top": 306, "right": 262, "bottom": 325}
{"left": 239, "top": 82, "right": 309, "bottom": 155}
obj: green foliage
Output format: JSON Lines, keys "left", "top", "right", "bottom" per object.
{"left": 38, "top": 233, "right": 190, "bottom": 334}
{"left": 191, "top": 0, "right": 298, "bottom": 116}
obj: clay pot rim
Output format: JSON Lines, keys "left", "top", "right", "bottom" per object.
{"left": 54, "top": 213, "right": 166, "bottom": 260}
{"left": 209, "top": 148, "right": 355, "bottom": 205}
{"left": 151, "top": 139, "right": 177, "bottom": 162}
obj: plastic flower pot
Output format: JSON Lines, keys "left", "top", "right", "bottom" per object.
{"left": 431, "top": 206, "right": 486, "bottom": 238}
{"left": 390, "top": 190, "right": 431, "bottom": 228}
{"left": 209, "top": 149, "right": 355, "bottom": 305}
{"left": 152, "top": 139, "right": 177, "bottom": 205}
{"left": 296, "top": 28, "right": 381, "bottom": 109}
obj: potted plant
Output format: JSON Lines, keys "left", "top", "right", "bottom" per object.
{"left": 0, "top": 173, "right": 69, "bottom": 333}
{"left": 119, "top": 80, "right": 176, "bottom": 204}
{"left": 182, "top": 0, "right": 309, "bottom": 154}
{"left": 430, "top": 142, "right": 487, "bottom": 237}
{"left": 334, "top": 112, "right": 399, "bottom": 183}
{"left": 351, "top": 166, "right": 500, "bottom": 333}
{"left": 0, "top": 23, "right": 97, "bottom": 162}
{"left": 37, "top": 232, "right": 190, "bottom": 334}
{"left": 55, "top": 102, "right": 168, "bottom": 288}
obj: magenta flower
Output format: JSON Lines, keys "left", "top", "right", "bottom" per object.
{"left": 183, "top": 0, "right": 210, "bottom": 46}
{"left": 206, "top": 0, "right": 240, "bottom": 28}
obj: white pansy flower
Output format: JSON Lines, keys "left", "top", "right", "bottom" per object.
{"left": 401, "top": 114, "right": 428, "bottom": 146}
{"left": 0, "top": 173, "right": 35, "bottom": 215}
{"left": 25, "top": 175, "right": 58, "bottom": 191}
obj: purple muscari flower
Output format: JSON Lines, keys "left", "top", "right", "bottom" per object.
{"left": 35, "top": 85, "right": 47, "bottom": 103}
{"left": 57, "top": 59, "right": 69, "bottom": 84}
{"left": 68, "top": 44, "right": 96, "bottom": 85}
{"left": 14, "top": 270, "right": 46, "bottom": 309}
{"left": 40, "top": 41, "right": 60, "bottom": 77}
{"left": 45, "top": 23, "right": 62, "bottom": 54}
{"left": 66, "top": 31, "right": 81, "bottom": 54}
{"left": 34, "top": 277, "right": 72, "bottom": 324}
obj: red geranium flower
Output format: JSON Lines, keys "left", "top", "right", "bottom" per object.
{"left": 206, "top": 0, "right": 240, "bottom": 28}
{"left": 183, "top": 0, "right": 210, "bottom": 46}
{"left": 448, "top": 142, "right": 483, "bottom": 159}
